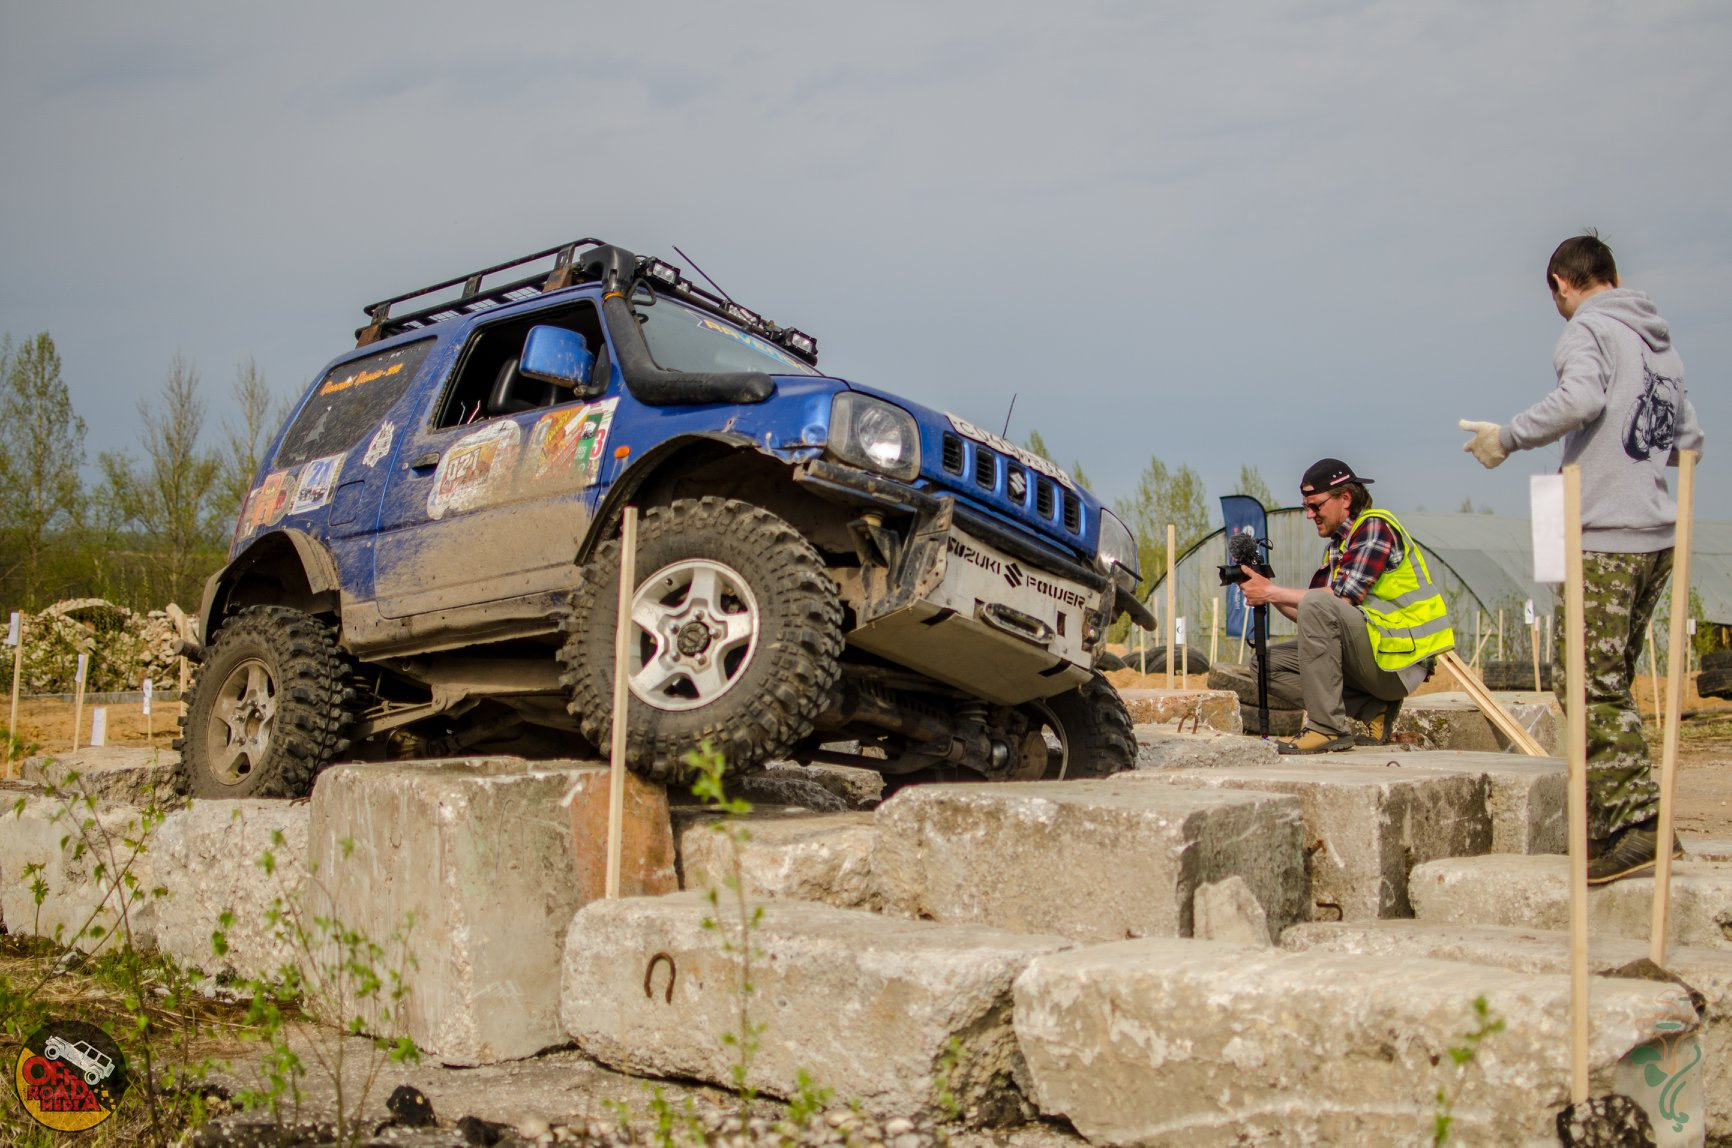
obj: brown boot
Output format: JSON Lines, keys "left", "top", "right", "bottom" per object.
{"left": 1355, "top": 700, "right": 1402, "bottom": 746}
{"left": 1276, "top": 727, "right": 1356, "bottom": 755}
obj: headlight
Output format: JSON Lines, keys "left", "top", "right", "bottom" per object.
{"left": 1098, "top": 510, "right": 1141, "bottom": 582}
{"left": 827, "top": 393, "right": 920, "bottom": 481}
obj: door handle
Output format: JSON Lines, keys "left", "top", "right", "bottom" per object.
{"left": 410, "top": 451, "right": 441, "bottom": 470}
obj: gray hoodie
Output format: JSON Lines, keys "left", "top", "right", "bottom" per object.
{"left": 1500, "top": 288, "right": 1704, "bottom": 552}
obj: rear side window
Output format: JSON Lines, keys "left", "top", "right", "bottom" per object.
{"left": 276, "top": 340, "right": 434, "bottom": 467}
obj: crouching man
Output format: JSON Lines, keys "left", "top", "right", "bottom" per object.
{"left": 1239, "top": 458, "right": 1455, "bottom": 754}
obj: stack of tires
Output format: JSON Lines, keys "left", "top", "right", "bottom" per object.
{"left": 1699, "top": 650, "right": 1732, "bottom": 700}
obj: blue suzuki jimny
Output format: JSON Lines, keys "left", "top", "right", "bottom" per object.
{"left": 181, "top": 239, "right": 1150, "bottom": 797}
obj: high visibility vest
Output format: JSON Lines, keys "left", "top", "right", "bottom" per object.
{"left": 1337, "top": 509, "right": 1456, "bottom": 671}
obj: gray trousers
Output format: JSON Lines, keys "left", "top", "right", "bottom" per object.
{"left": 1252, "top": 589, "right": 1411, "bottom": 736}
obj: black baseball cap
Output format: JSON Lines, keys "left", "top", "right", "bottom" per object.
{"left": 1300, "top": 458, "right": 1374, "bottom": 495}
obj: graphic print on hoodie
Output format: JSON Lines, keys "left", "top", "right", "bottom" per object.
{"left": 1624, "top": 359, "right": 1680, "bottom": 462}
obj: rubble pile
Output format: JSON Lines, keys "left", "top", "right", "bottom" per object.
{"left": 16, "top": 598, "right": 184, "bottom": 693}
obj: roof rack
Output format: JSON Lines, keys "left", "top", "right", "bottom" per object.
{"left": 355, "top": 238, "right": 819, "bottom": 365}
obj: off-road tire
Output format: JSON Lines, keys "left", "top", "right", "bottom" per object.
{"left": 1122, "top": 644, "right": 1210, "bottom": 675}
{"left": 559, "top": 497, "right": 844, "bottom": 784}
{"left": 1697, "top": 668, "right": 1732, "bottom": 699}
{"left": 1481, "top": 659, "right": 1553, "bottom": 691}
{"left": 176, "top": 605, "right": 356, "bottom": 799}
{"left": 1699, "top": 649, "right": 1732, "bottom": 673}
{"left": 1033, "top": 673, "right": 1136, "bottom": 779}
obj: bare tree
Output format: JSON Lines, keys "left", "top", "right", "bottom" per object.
{"left": 0, "top": 332, "right": 88, "bottom": 606}
{"left": 216, "top": 356, "right": 277, "bottom": 528}
{"left": 1230, "top": 464, "right": 1277, "bottom": 508}
{"left": 106, "top": 354, "right": 224, "bottom": 608}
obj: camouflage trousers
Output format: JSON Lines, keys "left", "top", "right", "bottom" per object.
{"left": 1552, "top": 548, "right": 1672, "bottom": 841}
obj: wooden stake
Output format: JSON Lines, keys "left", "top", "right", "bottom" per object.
{"left": 1210, "top": 597, "right": 1220, "bottom": 668}
{"left": 1439, "top": 651, "right": 1547, "bottom": 756}
{"left": 1530, "top": 619, "right": 1543, "bottom": 692}
{"left": 1473, "top": 611, "right": 1482, "bottom": 672}
{"left": 1165, "top": 524, "right": 1177, "bottom": 690}
{"left": 1651, "top": 449, "right": 1698, "bottom": 966}
{"left": 1498, "top": 608, "right": 1505, "bottom": 661}
{"left": 6, "top": 613, "right": 21, "bottom": 778}
{"left": 605, "top": 506, "right": 639, "bottom": 899}
{"left": 1236, "top": 595, "right": 1249, "bottom": 664}
{"left": 72, "top": 652, "right": 88, "bottom": 753}
{"left": 179, "top": 656, "right": 190, "bottom": 720}
{"left": 1546, "top": 614, "right": 1554, "bottom": 666}
{"left": 1563, "top": 465, "right": 1590, "bottom": 1105}
{"left": 143, "top": 677, "right": 153, "bottom": 745}
{"left": 1646, "top": 621, "right": 1662, "bottom": 735}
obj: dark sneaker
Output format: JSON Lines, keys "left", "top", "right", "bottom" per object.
{"left": 1585, "top": 823, "right": 1687, "bottom": 886}
{"left": 1277, "top": 728, "right": 1356, "bottom": 755}
{"left": 1355, "top": 699, "right": 1403, "bottom": 746}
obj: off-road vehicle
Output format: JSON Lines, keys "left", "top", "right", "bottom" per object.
{"left": 181, "top": 239, "right": 1150, "bottom": 797}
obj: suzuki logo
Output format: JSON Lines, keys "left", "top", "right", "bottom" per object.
{"left": 1003, "top": 562, "right": 1025, "bottom": 589}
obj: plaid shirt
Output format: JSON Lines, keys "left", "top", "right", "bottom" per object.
{"left": 1307, "top": 515, "right": 1405, "bottom": 605}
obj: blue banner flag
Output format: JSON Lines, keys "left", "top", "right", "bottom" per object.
{"left": 1220, "top": 494, "right": 1269, "bottom": 641}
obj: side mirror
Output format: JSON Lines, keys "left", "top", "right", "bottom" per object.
{"left": 519, "top": 326, "right": 598, "bottom": 395}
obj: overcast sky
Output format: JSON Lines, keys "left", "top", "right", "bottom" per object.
{"left": 2, "top": 0, "right": 1727, "bottom": 528}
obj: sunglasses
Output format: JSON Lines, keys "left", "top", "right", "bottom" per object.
{"left": 1302, "top": 491, "right": 1341, "bottom": 517}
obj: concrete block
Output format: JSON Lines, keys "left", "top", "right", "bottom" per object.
{"left": 1118, "top": 688, "right": 1241, "bottom": 734}
{"left": 562, "top": 767, "right": 678, "bottom": 904}
{"left": 1129, "top": 726, "right": 1279, "bottom": 771}
{"left": 21, "top": 747, "right": 183, "bottom": 806}
{"left": 1013, "top": 937, "right": 1701, "bottom": 1147}
{"left": 1386, "top": 749, "right": 1567, "bottom": 855}
{"left": 1283, "top": 919, "right": 1732, "bottom": 1140}
{"left": 0, "top": 795, "right": 156, "bottom": 950}
{"left": 561, "top": 891, "right": 1070, "bottom": 1117}
{"left": 1398, "top": 691, "right": 1558, "bottom": 753}
{"left": 1128, "top": 763, "right": 1492, "bottom": 920}
{"left": 676, "top": 808, "right": 875, "bottom": 909}
{"left": 872, "top": 779, "right": 1307, "bottom": 943}
{"left": 1411, "top": 854, "right": 1732, "bottom": 951}
{"left": 309, "top": 757, "right": 646, "bottom": 1065}
{"left": 154, "top": 800, "right": 310, "bottom": 979}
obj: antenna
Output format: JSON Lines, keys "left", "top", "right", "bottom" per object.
{"left": 672, "top": 245, "right": 735, "bottom": 306}
{"left": 1001, "top": 393, "right": 1018, "bottom": 438}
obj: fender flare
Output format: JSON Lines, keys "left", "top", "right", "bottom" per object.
{"left": 577, "top": 432, "right": 781, "bottom": 564}
{"left": 197, "top": 528, "right": 343, "bottom": 648}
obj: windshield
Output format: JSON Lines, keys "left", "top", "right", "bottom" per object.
{"left": 637, "top": 297, "right": 818, "bottom": 377}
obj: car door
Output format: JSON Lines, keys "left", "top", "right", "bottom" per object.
{"left": 371, "top": 300, "right": 617, "bottom": 619}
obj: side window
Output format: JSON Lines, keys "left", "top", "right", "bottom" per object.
{"left": 432, "top": 301, "right": 607, "bottom": 428}
{"left": 277, "top": 340, "right": 434, "bottom": 467}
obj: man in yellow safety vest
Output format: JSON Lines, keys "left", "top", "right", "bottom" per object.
{"left": 1237, "top": 458, "right": 1456, "bottom": 755}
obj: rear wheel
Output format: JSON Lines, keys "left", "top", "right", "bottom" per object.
{"left": 178, "top": 606, "right": 356, "bottom": 798}
{"left": 559, "top": 497, "right": 844, "bottom": 784}
{"left": 1030, "top": 673, "right": 1135, "bottom": 779}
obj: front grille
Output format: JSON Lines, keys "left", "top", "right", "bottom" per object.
{"left": 974, "top": 449, "right": 996, "bottom": 489}
{"left": 1062, "top": 490, "right": 1081, "bottom": 532}
{"left": 941, "top": 432, "right": 964, "bottom": 475}
{"left": 1035, "top": 478, "right": 1055, "bottom": 519}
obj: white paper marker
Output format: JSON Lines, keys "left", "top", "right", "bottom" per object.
{"left": 1531, "top": 475, "right": 1566, "bottom": 584}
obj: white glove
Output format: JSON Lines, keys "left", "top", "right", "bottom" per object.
{"left": 1459, "top": 419, "right": 1509, "bottom": 469}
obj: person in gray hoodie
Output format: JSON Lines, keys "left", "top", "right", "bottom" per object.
{"left": 1460, "top": 232, "right": 1704, "bottom": 884}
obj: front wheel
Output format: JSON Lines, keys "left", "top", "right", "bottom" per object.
{"left": 1029, "top": 673, "right": 1135, "bottom": 779}
{"left": 178, "top": 606, "right": 356, "bottom": 798}
{"left": 559, "top": 497, "right": 844, "bottom": 784}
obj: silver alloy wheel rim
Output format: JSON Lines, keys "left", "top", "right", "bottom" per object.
{"left": 208, "top": 656, "right": 277, "bottom": 785}
{"left": 628, "top": 558, "right": 762, "bottom": 712}
{"left": 1029, "top": 699, "right": 1070, "bottom": 778}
